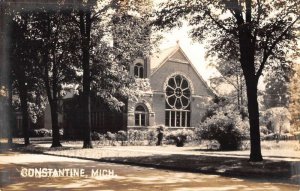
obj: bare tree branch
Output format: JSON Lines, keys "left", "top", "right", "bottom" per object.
{"left": 246, "top": 0, "right": 252, "bottom": 23}
{"left": 256, "top": 16, "right": 299, "bottom": 78}
{"left": 253, "top": 0, "right": 262, "bottom": 46}
{"left": 206, "top": 10, "right": 238, "bottom": 37}
{"left": 91, "top": 0, "right": 118, "bottom": 21}
{"left": 229, "top": 0, "right": 244, "bottom": 26}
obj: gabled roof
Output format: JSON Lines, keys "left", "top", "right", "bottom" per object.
{"left": 149, "top": 44, "right": 216, "bottom": 96}
{"left": 150, "top": 45, "right": 177, "bottom": 73}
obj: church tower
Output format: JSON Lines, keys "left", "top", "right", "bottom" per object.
{"left": 112, "top": 0, "right": 152, "bottom": 78}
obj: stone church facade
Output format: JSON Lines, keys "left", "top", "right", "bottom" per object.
{"left": 126, "top": 44, "right": 214, "bottom": 130}
{"left": 46, "top": 44, "right": 214, "bottom": 138}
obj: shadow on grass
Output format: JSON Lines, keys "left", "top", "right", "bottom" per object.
{"left": 0, "top": 142, "right": 81, "bottom": 155}
{"left": 96, "top": 154, "right": 298, "bottom": 181}
{"left": 35, "top": 151, "right": 300, "bottom": 185}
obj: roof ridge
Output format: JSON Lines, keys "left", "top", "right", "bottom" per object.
{"left": 149, "top": 45, "right": 179, "bottom": 73}
{"left": 151, "top": 44, "right": 178, "bottom": 56}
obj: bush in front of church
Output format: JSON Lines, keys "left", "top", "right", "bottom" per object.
{"left": 165, "top": 129, "right": 196, "bottom": 147}
{"left": 117, "top": 130, "right": 127, "bottom": 145}
{"left": 29, "top": 128, "right": 52, "bottom": 137}
{"left": 197, "top": 111, "right": 249, "bottom": 150}
{"left": 127, "top": 129, "right": 145, "bottom": 145}
{"left": 147, "top": 128, "right": 158, "bottom": 145}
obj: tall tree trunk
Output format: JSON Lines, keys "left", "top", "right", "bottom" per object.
{"left": 50, "top": 100, "right": 62, "bottom": 147}
{"left": 82, "top": 46, "right": 92, "bottom": 148}
{"left": 41, "top": 15, "right": 63, "bottom": 148}
{"left": 82, "top": 39, "right": 92, "bottom": 148}
{"left": 245, "top": 78, "right": 263, "bottom": 161}
{"left": 79, "top": 8, "right": 93, "bottom": 148}
{"left": 82, "top": 86, "right": 92, "bottom": 148}
{"left": 50, "top": 49, "right": 62, "bottom": 148}
{"left": 239, "top": 21, "right": 263, "bottom": 161}
{"left": 236, "top": 74, "right": 240, "bottom": 109}
{"left": 240, "top": 76, "right": 244, "bottom": 106}
{"left": 19, "top": 82, "right": 30, "bottom": 145}
{"left": 8, "top": 78, "right": 13, "bottom": 145}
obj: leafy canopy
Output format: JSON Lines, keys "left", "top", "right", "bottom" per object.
{"left": 155, "top": 0, "right": 299, "bottom": 79}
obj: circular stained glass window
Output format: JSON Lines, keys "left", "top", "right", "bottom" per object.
{"left": 165, "top": 75, "right": 191, "bottom": 109}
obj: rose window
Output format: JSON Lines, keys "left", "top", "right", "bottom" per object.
{"left": 165, "top": 75, "right": 191, "bottom": 127}
{"left": 165, "top": 75, "right": 191, "bottom": 110}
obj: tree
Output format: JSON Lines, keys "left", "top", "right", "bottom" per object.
{"left": 207, "top": 25, "right": 246, "bottom": 110}
{"left": 27, "top": 4, "right": 79, "bottom": 147}
{"left": 72, "top": 0, "right": 154, "bottom": 148}
{"left": 71, "top": 0, "right": 117, "bottom": 148}
{"left": 264, "top": 107, "right": 291, "bottom": 142}
{"left": 0, "top": 3, "right": 13, "bottom": 145}
{"left": 209, "top": 59, "right": 246, "bottom": 110}
{"left": 8, "top": 13, "right": 46, "bottom": 145}
{"left": 263, "top": 72, "right": 290, "bottom": 109}
{"left": 155, "top": 0, "right": 299, "bottom": 161}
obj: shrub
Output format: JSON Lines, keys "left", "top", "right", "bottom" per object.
{"left": 59, "top": 129, "right": 64, "bottom": 136}
{"left": 117, "top": 130, "right": 127, "bottom": 145}
{"left": 127, "top": 130, "right": 137, "bottom": 145}
{"left": 135, "top": 130, "right": 145, "bottom": 142}
{"left": 260, "top": 126, "right": 269, "bottom": 135}
{"left": 165, "top": 129, "right": 196, "bottom": 147}
{"left": 106, "top": 132, "right": 116, "bottom": 145}
{"left": 198, "top": 111, "right": 248, "bottom": 150}
{"left": 91, "top": 131, "right": 102, "bottom": 141}
{"left": 127, "top": 130, "right": 134, "bottom": 144}
{"left": 147, "top": 128, "right": 157, "bottom": 145}
{"left": 29, "top": 128, "right": 52, "bottom": 137}
{"left": 127, "top": 130, "right": 145, "bottom": 145}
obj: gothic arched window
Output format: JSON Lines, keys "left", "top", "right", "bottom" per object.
{"left": 134, "top": 63, "right": 144, "bottom": 78}
{"left": 165, "top": 75, "right": 191, "bottom": 127}
{"left": 135, "top": 104, "right": 148, "bottom": 127}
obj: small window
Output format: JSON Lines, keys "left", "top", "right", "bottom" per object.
{"left": 135, "top": 104, "right": 148, "bottom": 127}
{"left": 134, "top": 63, "right": 144, "bottom": 78}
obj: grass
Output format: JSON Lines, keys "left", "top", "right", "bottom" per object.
{"left": 261, "top": 140, "right": 300, "bottom": 151}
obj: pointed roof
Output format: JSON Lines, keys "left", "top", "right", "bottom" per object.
{"left": 150, "top": 45, "right": 178, "bottom": 73}
{"left": 149, "top": 44, "right": 216, "bottom": 96}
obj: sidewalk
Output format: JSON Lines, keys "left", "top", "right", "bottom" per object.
{"left": 6, "top": 142, "right": 300, "bottom": 185}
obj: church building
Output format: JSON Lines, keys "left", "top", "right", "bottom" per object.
{"left": 61, "top": 43, "right": 214, "bottom": 138}
{"left": 127, "top": 43, "right": 214, "bottom": 130}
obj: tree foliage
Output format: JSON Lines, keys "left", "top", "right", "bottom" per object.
{"left": 264, "top": 107, "right": 291, "bottom": 134}
{"left": 8, "top": 12, "right": 47, "bottom": 145}
{"left": 26, "top": 4, "right": 79, "bottom": 147}
{"left": 6, "top": 2, "right": 80, "bottom": 147}
{"left": 263, "top": 72, "right": 290, "bottom": 109}
{"left": 209, "top": 59, "right": 246, "bottom": 110}
{"left": 70, "top": 0, "right": 155, "bottom": 148}
{"left": 4, "top": 0, "right": 156, "bottom": 147}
